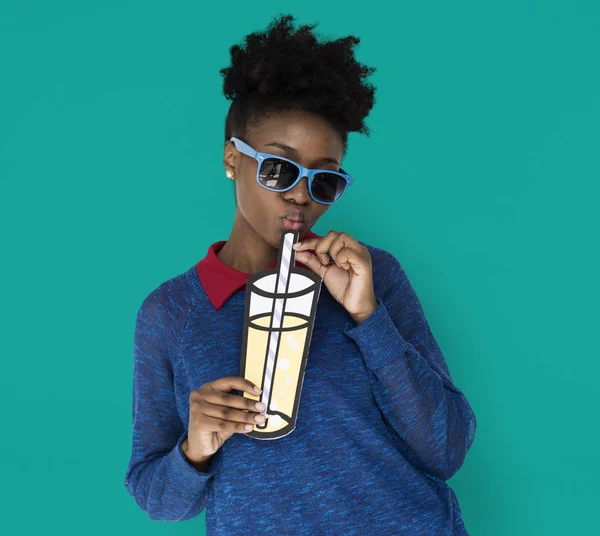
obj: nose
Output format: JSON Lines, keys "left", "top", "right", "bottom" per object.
{"left": 283, "top": 175, "right": 311, "bottom": 204}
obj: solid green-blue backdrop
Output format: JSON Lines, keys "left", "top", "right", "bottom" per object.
{"left": 1, "top": 1, "right": 598, "bottom": 534}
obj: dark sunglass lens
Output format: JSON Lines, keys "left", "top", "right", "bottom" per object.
{"left": 259, "top": 158, "right": 299, "bottom": 189}
{"left": 312, "top": 173, "right": 347, "bottom": 203}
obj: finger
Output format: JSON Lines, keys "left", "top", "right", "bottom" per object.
{"left": 293, "top": 233, "right": 339, "bottom": 265}
{"left": 196, "top": 413, "right": 259, "bottom": 434}
{"left": 312, "top": 231, "right": 340, "bottom": 264}
{"left": 292, "top": 238, "right": 319, "bottom": 250}
{"left": 211, "top": 376, "right": 262, "bottom": 396}
{"left": 335, "top": 231, "right": 362, "bottom": 250}
{"left": 195, "top": 400, "right": 268, "bottom": 426}
{"left": 202, "top": 389, "right": 266, "bottom": 413}
{"left": 293, "top": 250, "right": 330, "bottom": 277}
{"left": 298, "top": 231, "right": 339, "bottom": 264}
{"left": 328, "top": 233, "right": 355, "bottom": 266}
{"left": 293, "top": 238, "right": 329, "bottom": 264}
{"left": 335, "top": 247, "right": 370, "bottom": 276}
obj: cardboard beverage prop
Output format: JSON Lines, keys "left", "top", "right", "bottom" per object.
{"left": 239, "top": 230, "right": 323, "bottom": 440}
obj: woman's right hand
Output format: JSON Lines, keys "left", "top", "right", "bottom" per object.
{"left": 182, "top": 376, "right": 267, "bottom": 463}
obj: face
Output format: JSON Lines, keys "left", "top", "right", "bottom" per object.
{"left": 223, "top": 110, "right": 345, "bottom": 249}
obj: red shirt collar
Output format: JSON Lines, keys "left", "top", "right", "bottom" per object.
{"left": 196, "top": 230, "right": 321, "bottom": 310}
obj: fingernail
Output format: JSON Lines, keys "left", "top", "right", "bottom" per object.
{"left": 293, "top": 243, "right": 300, "bottom": 249}
{"left": 254, "top": 386, "right": 262, "bottom": 393}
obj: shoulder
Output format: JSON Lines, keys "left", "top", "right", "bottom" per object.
{"left": 135, "top": 267, "right": 198, "bottom": 343}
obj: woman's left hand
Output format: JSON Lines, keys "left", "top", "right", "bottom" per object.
{"left": 292, "top": 231, "right": 378, "bottom": 324}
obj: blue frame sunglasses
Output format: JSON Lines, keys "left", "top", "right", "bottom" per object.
{"left": 228, "top": 136, "right": 354, "bottom": 205}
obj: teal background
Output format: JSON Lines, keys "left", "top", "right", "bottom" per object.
{"left": 1, "top": 1, "right": 598, "bottom": 534}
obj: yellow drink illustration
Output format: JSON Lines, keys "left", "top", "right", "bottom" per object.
{"left": 244, "top": 314, "right": 308, "bottom": 435}
{"left": 240, "top": 231, "right": 323, "bottom": 440}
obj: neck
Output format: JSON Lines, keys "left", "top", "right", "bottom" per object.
{"left": 217, "top": 210, "right": 278, "bottom": 275}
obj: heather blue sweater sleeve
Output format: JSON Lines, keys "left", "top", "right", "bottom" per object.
{"left": 343, "top": 251, "right": 477, "bottom": 481}
{"left": 124, "top": 288, "right": 222, "bottom": 521}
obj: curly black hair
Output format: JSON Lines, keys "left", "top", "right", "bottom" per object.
{"left": 219, "top": 13, "right": 377, "bottom": 158}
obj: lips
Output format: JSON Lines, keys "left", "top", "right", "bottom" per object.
{"left": 281, "top": 218, "right": 304, "bottom": 231}
{"left": 282, "top": 209, "right": 305, "bottom": 223}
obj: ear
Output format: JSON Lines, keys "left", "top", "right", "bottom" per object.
{"left": 223, "top": 139, "right": 237, "bottom": 177}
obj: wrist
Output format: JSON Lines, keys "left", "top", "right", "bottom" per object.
{"left": 181, "top": 437, "right": 210, "bottom": 464}
{"left": 350, "top": 298, "right": 378, "bottom": 325}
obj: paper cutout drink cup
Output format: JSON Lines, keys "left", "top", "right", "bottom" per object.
{"left": 239, "top": 230, "right": 323, "bottom": 440}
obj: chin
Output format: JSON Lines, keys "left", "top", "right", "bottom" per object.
{"left": 272, "top": 226, "right": 296, "bottom": 246}
{"left": 268, "top": 221, "right": 310, "bottom": 247}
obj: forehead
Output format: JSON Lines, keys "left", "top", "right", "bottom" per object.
{"left": 250, "top": 110, "right": 344, "bottom": 158}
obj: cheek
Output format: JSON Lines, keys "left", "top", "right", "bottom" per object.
{"left": 237, "top": 176, "right": 278, "bottom": 223}
{"left": 237, "top": 172, "right": 260, "bottom": 203}
{"left": 316, "top": 205, "right": 330, "bottom": 219}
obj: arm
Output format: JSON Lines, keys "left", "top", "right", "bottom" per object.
{"left": 123, "top": 288, "right": 223, "bottom": 521}
{"left": 343, "top": 251, "right": 477, "bottom": 481}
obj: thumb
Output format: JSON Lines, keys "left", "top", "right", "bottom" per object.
{"left": 294, "top": 250, "right": 327, "bottom": 277}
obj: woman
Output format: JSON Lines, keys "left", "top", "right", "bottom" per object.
{"left": 124, "top": 13, "right": 477, "bottom": 535}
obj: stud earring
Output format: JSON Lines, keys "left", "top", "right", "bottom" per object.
{"left": 226, "top": 169, "right": 236, "bottom": 180}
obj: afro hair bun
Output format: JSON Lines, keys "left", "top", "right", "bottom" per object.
{"left": 220, "top": 13, "right": 377, "bottom": 149}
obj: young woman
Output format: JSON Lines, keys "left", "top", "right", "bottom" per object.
{"left": 124, "top": 14, "right": 477, "bottom": 535}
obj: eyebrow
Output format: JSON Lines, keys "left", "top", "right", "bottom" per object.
{"left": 264, "top": 142, "right": 340, "bottom": 166}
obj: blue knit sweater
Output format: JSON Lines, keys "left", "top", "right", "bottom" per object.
{"left": 123, "top": 240, "right": 477, "bottom": 535}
